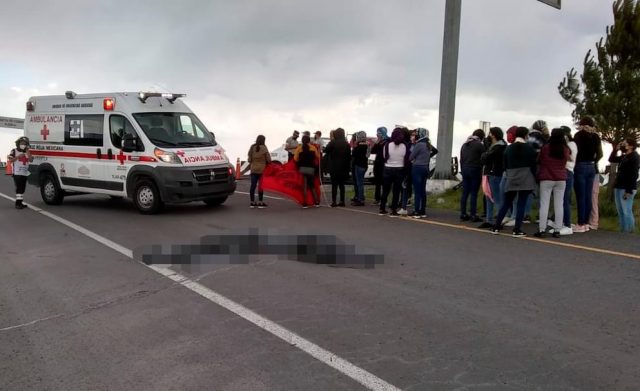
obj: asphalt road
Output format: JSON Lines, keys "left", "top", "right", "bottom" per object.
{"left": 1, "top": 176, "right": 639, "bottom": 391}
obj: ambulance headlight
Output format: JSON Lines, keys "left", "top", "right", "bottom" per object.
{"left": 154, "top": 148, "right": 182, "bottom": 164}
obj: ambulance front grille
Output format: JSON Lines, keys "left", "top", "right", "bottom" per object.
{"left": 192, "top": 168, "right": 229, "bottom": 184}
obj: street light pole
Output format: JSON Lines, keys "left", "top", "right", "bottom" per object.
{"left": 433, "top": 0, "right": 462, "bottom": 180}
{"left": 431, "top": 0, "right": 560, "bottom": 181}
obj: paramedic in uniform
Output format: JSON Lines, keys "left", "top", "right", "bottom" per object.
{"left": 7, "top": 137, "right": 33, "bottom": 209}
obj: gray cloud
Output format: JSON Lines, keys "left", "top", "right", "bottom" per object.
{"left": 0, "top": 0, "right": 615, "bottom": 159}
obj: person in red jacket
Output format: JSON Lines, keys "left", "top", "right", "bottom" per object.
{"left": 535, "top": 128, "right": 571, "bottom": 237}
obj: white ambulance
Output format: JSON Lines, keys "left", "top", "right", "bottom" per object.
{"left": 25, "top": 91, "right": 236, "bottom": 214}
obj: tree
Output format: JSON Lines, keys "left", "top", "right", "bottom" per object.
{"left": 558, "top": 0, "right": 640, "bottom": 145}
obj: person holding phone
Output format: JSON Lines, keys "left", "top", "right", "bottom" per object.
{"left": 608, "top": 138, "right": 640, "bottom": 233}
{"left": 7, "top": 136, "right": 33, "bottom": 209}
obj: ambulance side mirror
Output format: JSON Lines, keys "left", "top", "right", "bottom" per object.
{"left": 122, "top": 134, "right": 137, "bottom": 152}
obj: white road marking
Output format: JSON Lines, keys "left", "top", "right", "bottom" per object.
{"left": 0, "top": 192, "right": 401, "bottom": 391}
{"left": 234, "top": 191, "right": 286, "bottom": 201}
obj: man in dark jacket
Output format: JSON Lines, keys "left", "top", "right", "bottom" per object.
{"left": 460, "top": 129, "right": 486, "bottom": 221}
{"left": 324, "top": 128, "right": 351, "bottom": 207}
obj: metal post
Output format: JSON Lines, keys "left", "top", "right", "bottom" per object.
{"left": 433, "top": 0, "right": 462, "bottom": 180}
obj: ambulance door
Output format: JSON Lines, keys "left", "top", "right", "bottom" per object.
{"left": 105, "top": 114, "right": 139, "bottom": 195}
{"left": 61, "top": 114, "right": 105, "bottom": 193}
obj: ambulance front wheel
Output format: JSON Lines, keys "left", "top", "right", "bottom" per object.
{"left": 40, "top": 173, "right": 64, "bottom": 205}
{"left": 133, "top": 179, "right": 164, "bottom": 214}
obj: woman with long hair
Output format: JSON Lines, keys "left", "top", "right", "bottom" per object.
{"left": 535, "top": 128, "right": 570, "bottom": 237}
{"left": 379, "top": 127, "right": 409, "bottom": 216}
{"left": 247, "top": 135, "right": 271, "bottom": 208}
{"left": 294, "top": 135, "right": 321, "bottom": 208}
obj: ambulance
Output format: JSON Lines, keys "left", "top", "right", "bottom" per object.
{"left": 25, "top": 91, "right": 236, "bottom": 214}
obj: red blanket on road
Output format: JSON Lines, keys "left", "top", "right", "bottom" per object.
{"left": 260, "top": 161, "right": 321, "bottom": 205}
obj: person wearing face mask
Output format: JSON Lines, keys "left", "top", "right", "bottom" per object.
{"left": 608, "top": 138, "right": 640, "bottom": 233}
{"left": 478, "top": 127, "right": 507, "bottom": 228}
{"left": 7, "top": 137, "right": 33, "bottom": 209}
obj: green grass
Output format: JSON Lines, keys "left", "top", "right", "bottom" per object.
{"left": 340, "top": 184, "right": 639, "bottom": 234}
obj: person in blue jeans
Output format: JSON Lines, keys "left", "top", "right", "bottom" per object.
{"left": 572, "top": 116, "right": 603, "bottom": 232}
{"left": 478, "top": 127, "right": 507, "bottom": 228}
{"left": 460, "top": 129, "right": 486, "bottom": 222}
{"left": 351, "top": 131, "right": 369, "bottom": 206}
{"left": 409, "top": 128, "right": 435, "bottom": 218}
{"left": 492, "top": 127, "right": 537, "bottom": 236}
{"left": 609, "top": 138, "right": 639, "bottom": 233}
{"left": 247, "top": 135, "right": 271, "bottom": 208}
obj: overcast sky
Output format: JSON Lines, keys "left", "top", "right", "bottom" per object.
{"left": 0, "top": 0, "right": 614, "bottom": 162}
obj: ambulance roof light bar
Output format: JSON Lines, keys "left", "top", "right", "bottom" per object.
{"left": 138, "top": 92, "right": 186, "bottom": 104}
{"left": 65, "top": 91, "right": 77, "bottom": 99}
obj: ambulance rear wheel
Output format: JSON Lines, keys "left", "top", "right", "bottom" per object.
{"left": 133, "top": 179, "right": 164, "bottom": 214}
{"left": 40, "top": 173, "right": 64, "bottom": 205}
{"left": 203, "top": 196, "right": 227, "bottom": 206}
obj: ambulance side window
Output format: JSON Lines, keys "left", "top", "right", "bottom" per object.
{"left": 64, "top": 115, "right": 104, "bottom": 146}
{"left": 109, "top": 115, "right": 142, "bottom": 151}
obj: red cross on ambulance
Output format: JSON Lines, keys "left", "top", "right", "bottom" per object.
{"left": 40, "top": 124, "right": 50, "bottom": 140}
{"left": 116, "top": 150, "right": 127, "bottom": 165}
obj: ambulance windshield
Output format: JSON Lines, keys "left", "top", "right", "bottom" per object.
{"left": 133, "top": 113, "right": 217, "bottom": 148}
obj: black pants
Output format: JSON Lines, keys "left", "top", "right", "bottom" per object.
{"left": 13, "top": 175, "right": 27, "bottom": 195}
{"left": 381, "top": 167, "right": 404, "bottom": 211}
{"left": 330, "top": 173, "right": 346, "bottom": 204}
{"left": 302, "top": 174, "right": 319, "bottom": 205}
{"left": 249, "top": 173, "right": 263, "bottom": 202}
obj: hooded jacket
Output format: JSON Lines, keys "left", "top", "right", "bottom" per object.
{"left": 371, "top": 127, "right": 389, "bottom": 174}
{"left": 324, "top": 128, "right": 351, "bottom": 175}
{"left": 609, "top": 149, "right": 640, "bottom": 194}
{"left": 460, "top": 135, "right": 485, "bottom": 168}
{"left": 480, "top": 140, "right": 507, "bottom": 176}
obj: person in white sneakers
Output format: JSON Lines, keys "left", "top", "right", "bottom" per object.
{"left": 7, "top": 136, "right": 33, "bottom": 209}
{"left": 557, "top": 126, "right": 578, "bottom": 235}
{"left": 535, "top": 129, "right": 570, "bottom": 238}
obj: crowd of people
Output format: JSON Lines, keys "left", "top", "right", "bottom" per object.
{"left": 247, "top": 126, "right": 438, "bottom": 214}
{"left": 458, "top": 117, "right": 639, "bottom": 236}
{"left": 245, "top": 116, "right": 639, "bottom": 234}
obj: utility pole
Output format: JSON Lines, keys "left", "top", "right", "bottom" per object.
{"left": 431, "top": 0, "right": 560, "bottom": 182}
{"left": 432, "top": 0, "right": 462, "bottom": 180}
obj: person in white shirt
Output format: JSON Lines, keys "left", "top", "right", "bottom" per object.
{"left": 560, "top": 126, "right": 578, "bottom": 234}
{"left": 379, "top": 128, "right": 408, "bottom": 216}
{"left": 285, "top": 130, "right": 300, "bottom": 161}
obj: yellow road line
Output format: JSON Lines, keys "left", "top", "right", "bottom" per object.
{"left": 339, "top": 207, "right": 640, "bottom": 261}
